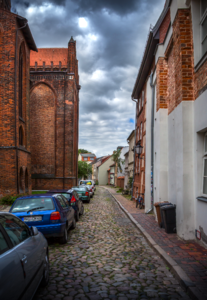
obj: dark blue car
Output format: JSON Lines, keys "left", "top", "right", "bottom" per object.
{"left": 10, "top": 194, "right": 76, "bottom": 244}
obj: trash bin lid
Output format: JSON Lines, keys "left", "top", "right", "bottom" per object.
{"left": 154, "top": 201, "right": 169, "bottom": 207}
{"left": 161, "top": 204, "right": 176, "bottom": 210}
{"left": 158, "top": 203, "right": 171, "bottom": 207}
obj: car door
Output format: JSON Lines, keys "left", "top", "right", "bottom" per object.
{"left": 0, "top": 222, "right": 25, "bottom": 300}
{"left": 57, "top": 196, "right": 71, "bottom": 228}
{"left": 61, "top": 195, "right": 74, "bottom": 226}
{"left": 1, "top": 214, "right": 43, "bottom": 299}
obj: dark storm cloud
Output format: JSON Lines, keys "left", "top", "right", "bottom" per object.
{"left": 12, "top": 0, "right": 66, "bottom": 8}
{"left": 11, "top": 0, "right": 165, "bottom": 156}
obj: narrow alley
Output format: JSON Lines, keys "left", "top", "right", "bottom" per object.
{"left": 34, "top": 188, "right": 190, "bottom": 300}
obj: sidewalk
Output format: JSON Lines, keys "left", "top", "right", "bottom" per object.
{"left": 103, "top": 186, "right": 207, "bottom": 300}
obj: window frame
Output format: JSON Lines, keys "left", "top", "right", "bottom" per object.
{"left": 201, "top": 1, "right": 207, "bottom": 56}
{"left": 203, "top": 132, "right": 207, "bottom": 197}
{"left": 19, "top": 49, "right": 23, "bottom": 118}
{"left": 0, "top": 225, "right": 10, "bottom": 255}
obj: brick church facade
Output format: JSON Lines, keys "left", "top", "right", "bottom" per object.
{"left": 30, "top": 39, "right": 80, "bottom": 190}
{"left": 0, "top": 1, "right": 80, "bottom": 196}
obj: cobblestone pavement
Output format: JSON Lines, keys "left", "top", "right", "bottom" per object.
{"left": 104, "top": 187, "right": 207, "bottom": 298}
{"left": 34, "top": 187, "right": 190, "bottom": 300}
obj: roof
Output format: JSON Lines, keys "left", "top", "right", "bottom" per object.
{"left": 124, "top": 151, "right": 129, "bottom": 156}
{"left": 127, "top": 130, "right": 135, "bottom": 142}
{"left": 97, "top": 155, "right": 111, "bottom": 168}
{"left": 30, "top": 48, "right": 68, "bottom": 67}
{"left": 91, "top": 156, "right": 106, "bottom": 165}
{"left": 110, "top": 163, "right": 115, "bottom": 167}
{"left": 17, "top": 16, "right": 37, "bottom": 52}
{"left": 81, "top": 153, "right": 96, "bottom": 158}
{"left": 131, "top": 0, "right": 171, "bottom": 98}
{"left": 107, "top": 168, "right": 110, "bottom": 172}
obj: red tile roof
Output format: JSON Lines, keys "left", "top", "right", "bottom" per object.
{"left": 30, "top": 48, "right": 68, "bottom": 67}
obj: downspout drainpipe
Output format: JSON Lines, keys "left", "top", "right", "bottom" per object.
{"left": 63, "top": 76, "right": 66, "bottom": 189}
{"left": 146, "top": 72, "right": 155, "bottom": 214}
{"left": 131, "top": 97, "right": 138, "bottom": 200}
{"left": 15, "top": 21, "right": 28, "bottom": 193}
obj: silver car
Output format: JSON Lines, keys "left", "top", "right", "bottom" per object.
{"left": 0, "top": 212, "right": 49, "bottom": 300}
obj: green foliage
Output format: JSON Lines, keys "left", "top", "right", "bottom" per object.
{"left": 78, "top": 149, "right": 90, "bottom": 154}
{"left": 78, "top": 161, "right": 92, "bottom": 179}
{"left": 0, "top": 193, "right": 29, "bottom": 206}
{"left": 32, "top": 191, "right": 47, "bottom": 194}
{"left": 95, "top": 180, "right": 99, "bottom": 185}
{"left": 128, "top": 177, "right": 133, "bottom": 188}
{"left": 117, "top": 188, "right": 123, "bottom": 193}
{"left": 111, "top": 149, "right": 124, "bottom": 172}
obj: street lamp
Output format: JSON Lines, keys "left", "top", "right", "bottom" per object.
{"left": 135, "top": 141, "right": 143, "bottom": 159}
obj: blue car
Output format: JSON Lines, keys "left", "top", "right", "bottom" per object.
{"left": 10, "top": 194, "right": 76, "bottom": 244}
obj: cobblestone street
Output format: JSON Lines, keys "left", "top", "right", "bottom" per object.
{"left": 34, "top": 187, "right": 190, "bottom": 300}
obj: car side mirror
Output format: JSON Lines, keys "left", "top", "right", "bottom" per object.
{"left": 31, "top": 226, "right": 39, "bottom": 236}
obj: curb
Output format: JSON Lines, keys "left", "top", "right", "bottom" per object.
{"left": 103, "top": 187, "right": 205, "bottom": 300}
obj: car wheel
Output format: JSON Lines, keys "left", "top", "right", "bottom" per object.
{"left": 41, "top": 253, "right": 49, "bottom": 287}
{"left": 71, "top": 217, "right": 76, "bottom": 229}
{"left": 76, "top": 210, "right": 80, "bottom": 222}
{"left": 80, "top": 205, "right": 84, "bottom": 215}
{"left": 59, "top": 227, "right": 68, "bottom": 244}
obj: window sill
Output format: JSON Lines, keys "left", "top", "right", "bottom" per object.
{"left": 197, "top": 196, "right": 207, "bottom": 203}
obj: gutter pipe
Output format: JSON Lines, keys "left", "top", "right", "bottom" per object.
{"left": 131, "top": 97, "right": 138, "bottom": 200}
{"left": 15, "top": 20, "right": 28, "bottom": 193}
{"left": 146, "top": 72, "right": 155, "bottom": 214}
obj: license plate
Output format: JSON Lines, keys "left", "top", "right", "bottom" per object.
{"left": 24, "top": 216, "right": 42, "bottom": 222}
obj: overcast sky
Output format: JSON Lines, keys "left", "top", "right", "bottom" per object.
{"left": 12, "top": 0, "right": 165, "bottom": 157}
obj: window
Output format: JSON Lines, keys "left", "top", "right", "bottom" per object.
{"left": 19, "top": 49, "right": 23, "bottom": 118}
{"left": 203, "top": 133, "right": 207, "bottom": 195}
{"left": 0, "top": 230, "right": 9, "bottom": 255}
{"left": 201, "top": 0, "right": 207, "bottom": 55}
{"left": 137, "top": 127, "right": 139, "bottom": 142}
{"left": 90, "top": 158, "right": 94, "bottom": 161}
{"left": 57, "top": 196, "right": 67, "bottom": 209}
{"left": 142, "top": 90, "right": 145, "bottom": 107}
{"left": 19, "top": 126, "right": 24, "bottom": 146}
{"left": 84, "top": 158, "right": 88, "bottom": 161}
{"left": 139, "top": 98, "right": 141, "bottom": 111}
{"left": 140, "top": 123, "right": 143, "bottom": 140}
{"left": 0, "top": 215, "right": 30, "bottom": 247}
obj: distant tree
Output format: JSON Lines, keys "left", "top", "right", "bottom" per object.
{"left": 78, "top": 149, "right": 90, "bottom": 154}
{"left": 78, "top": 161, "right": 92, "bottom": 179}
{"left": 111, "top": 149, "right": 124, "bottom": 172}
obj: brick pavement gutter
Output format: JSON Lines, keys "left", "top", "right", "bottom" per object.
{"left": 102, "top": 186, "right": 206, "bottom": 300}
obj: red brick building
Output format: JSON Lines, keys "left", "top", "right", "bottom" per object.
{"left": 0, "top": 1, "right": 37, "bottom": 196}
{"left": 30, "top": 38, "right": 80, "bottom": 190}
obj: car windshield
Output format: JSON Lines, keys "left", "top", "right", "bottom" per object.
{"left": 11, "top": 197, "right": 54, "bottom": 213}
{"left": 80, "top": 180, "right": 92, "bottom": 185}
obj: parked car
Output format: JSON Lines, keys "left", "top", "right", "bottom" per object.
{"left": 72, "top": 186, "right": 90, "bottom": 203}
{"left": 46, "top": 189, "right": 84, "bottom": 221}
{"left": 0, "top": 212, "right": 49, "bottom": 300}
{"left": 80, "top": 184, "right": 94, "bottom": 198}
{"left": 79, "top": 180, "right": 95, "bottom": 193}
{"left": 9, "top": 194, "right": 76, "bottom": 244}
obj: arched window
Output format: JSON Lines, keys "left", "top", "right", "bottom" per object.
{"left": 19, "top": 126, "right": 24, "bottom": 146}
{"left": 19, "top": 48, "right": 23, "bottom": 118}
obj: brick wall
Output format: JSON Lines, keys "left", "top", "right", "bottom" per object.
{"left": 159, "top": 9, "right": 171, "bottom": 44}
{"left": 0, "top": 9, "right": 32, "bottom": 196}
